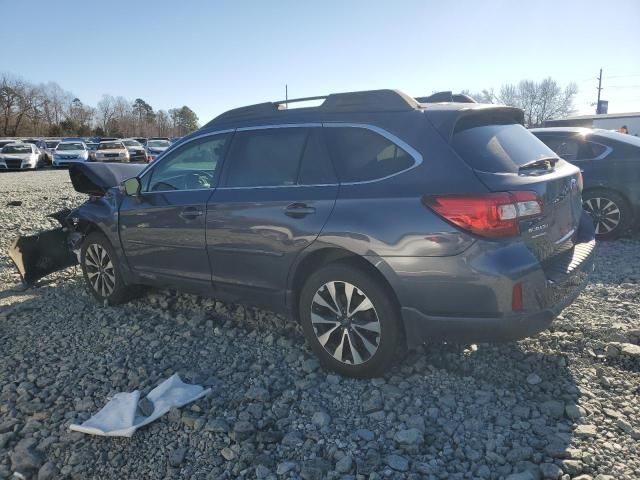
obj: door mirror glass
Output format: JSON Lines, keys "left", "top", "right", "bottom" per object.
{"left": 122, "top": 177, "right": 141, "bottom": 196}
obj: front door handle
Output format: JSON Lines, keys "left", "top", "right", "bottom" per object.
{"left": 179, "top": 207, "right": 204, "bottom": 220}
{"left": 284, "top": 203, "right": 316, "bottom": 218}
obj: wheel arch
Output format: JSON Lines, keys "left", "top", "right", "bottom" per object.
{"left": 286, "top": 246, "right": 405, "bottom": 340}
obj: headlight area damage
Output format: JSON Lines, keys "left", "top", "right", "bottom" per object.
{"left": 8, "top": 163, "right": 146, "bottom": 286}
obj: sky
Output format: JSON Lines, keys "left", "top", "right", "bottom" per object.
{"left": 1, "top": 0, "right": 639, "bottom": 124}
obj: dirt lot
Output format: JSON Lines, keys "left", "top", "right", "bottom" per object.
{"left": 0, "top": 169, "right": 639, "bottom": 480}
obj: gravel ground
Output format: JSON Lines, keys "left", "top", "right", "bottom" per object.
{"left": 0, "top": 169, "right": 639, "bottom": 480}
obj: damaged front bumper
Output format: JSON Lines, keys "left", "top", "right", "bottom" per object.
{"left": 8, "top": 209, "right": 83, "bottom": 286}
{"left": 8, "top": 162, "right": 145, "bottom": 287}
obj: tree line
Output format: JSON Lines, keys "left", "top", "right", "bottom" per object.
{"left": 0, "top": 73, "right": 199, "bottom": 138}
{"left": 463, "top": 77, "right": 578, "bottom": 127}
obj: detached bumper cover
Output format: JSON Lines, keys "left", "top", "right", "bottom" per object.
{"left": 8, "top": 210, "right": 78, "bottom": 286}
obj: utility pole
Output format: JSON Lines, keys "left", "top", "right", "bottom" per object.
{"left": 285, "top": 84, "right": 288, "bottom": 110}
{"left": 596, "top": 68, "right": 603, "bottom": 114}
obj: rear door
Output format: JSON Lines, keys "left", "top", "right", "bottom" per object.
{"left": 450, "top": 118, "right": 583, "bottom": 261}
{"left": 205, "top": 126, "right": 338, "bottom": 306}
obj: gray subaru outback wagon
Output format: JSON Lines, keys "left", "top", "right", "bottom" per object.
{"left": 10, "top": 90, "right": 596, "bottom": 377}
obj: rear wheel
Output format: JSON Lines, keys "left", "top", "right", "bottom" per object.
{"left": 299, "top": 263, "right": 400, "bottom": 378}
{"left": 582, "top": 189, "right": 632, "bottom": 240}
{"left": 80, "top": 232, "right": 132, "bottom": 304}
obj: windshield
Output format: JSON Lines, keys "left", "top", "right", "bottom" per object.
{"left": 147, "top": 140, "right": 170, "bottom": 148}
{"left": 45, "top": 141, "right": 59, "bottom": 148}
{"left": 98, "top": 142, "right": 124, "bottom": 150}
{"left": 57, "top": 143, "right": 84, "bottom": 151}
{"left": 452, "top": 121, "right": 558, "bottom": 173}
{"left": 123, "top": 140, "right": 142, "bottom": 147}
{"left": 2, "top": 145, "right": 32, "bottom": 154}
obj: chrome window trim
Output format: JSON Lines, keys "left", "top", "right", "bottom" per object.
{"left": 219, "top": 122, "right": 423, "bottom": 189}
{"left": 321, "top": 122, "right": 423, "bottom": 185}
{"left": 588, "top": 142, "right": 613, "bottom": 161}
{"left": 236, "top": 123, "right": 322, "bottom": 131}
{"left": 139, "top": 128, "right": 235, "bottom": 193}
{"left": 218, "top": 183, "right": 338, "bottom": 191}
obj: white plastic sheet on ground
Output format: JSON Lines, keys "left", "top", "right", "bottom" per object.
{"left": 69, "top": 374, "right": 210, "bottom": 437}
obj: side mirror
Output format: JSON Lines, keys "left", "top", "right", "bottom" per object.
{"left": 122, "top": 177, "right": 141, "bottom": 196}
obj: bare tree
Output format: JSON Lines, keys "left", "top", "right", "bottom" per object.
{"left": 96, "top": 95, "right": 116, "bottom": 134}
{"left": 0, "top": 71, "right": 200, "bottom": 137}
{"left": 496, "top": 78, "right": 577, "bottom": 127}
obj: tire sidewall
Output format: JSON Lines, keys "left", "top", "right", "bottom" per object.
{"left": 80, "top": 232, "right": 127, "bottom": 304}
{"left": 299, "top": 263, "right": 400, "bottom": 378}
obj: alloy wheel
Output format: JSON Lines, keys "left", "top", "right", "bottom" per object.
{"left": 583, "top": 197, "right": 621, "bottom": 235}
{"left": 310, "top": 281, "right": 381, "bottom": 365}
{"left": 84, "top": 243, "right": 116, "bottom": 297}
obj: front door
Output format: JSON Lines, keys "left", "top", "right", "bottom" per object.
{"left": 119, "top": 132, "right": 232, "bottom": 291}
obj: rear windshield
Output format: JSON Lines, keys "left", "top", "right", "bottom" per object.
{"left": 452, "top": 120, "right": 558, "bottom": 173}
{"left": 147, "top": 140, "right": 170, "bottom": 148}
{"left": 98, "top": 142, "right": 124, "bottom": 150}
{"left": 46, "top": 141, "right": 59, "bottom": 148}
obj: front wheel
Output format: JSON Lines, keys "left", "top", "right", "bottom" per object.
{"left": 582, "top": 189, "right": 632, "bottom": 240}
{"left": 299, "top": 263, "right": 401, "bottom": 378}
{"left": 80, "top": 232, "right": 131, "bottom": 304}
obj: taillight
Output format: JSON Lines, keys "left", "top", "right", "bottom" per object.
{"left": 423, "top": 191, "right": 543, "bottom": 239}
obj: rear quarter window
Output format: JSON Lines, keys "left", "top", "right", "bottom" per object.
{"left": 325, "top": 127, "right": 414, "bottom": 182}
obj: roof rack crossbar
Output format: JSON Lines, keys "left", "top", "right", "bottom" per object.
{"left": 274, "top": 95, "right": 328, "bottom": 106}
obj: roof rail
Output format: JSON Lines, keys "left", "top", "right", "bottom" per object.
{"left": 204, "top": 89, "right": 419, "bottom": 127}
{"left": 416, "top": 91, "right": 477, "bottom": 104}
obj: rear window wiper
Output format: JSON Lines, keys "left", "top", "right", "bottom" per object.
{"left": 518, "top": 157, "right": 558, "bottom": 172}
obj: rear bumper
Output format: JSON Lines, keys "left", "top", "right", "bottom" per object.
{"left": 383, "top": 213, "right": 596, "bottom": 348}
{"left": 400, "top": 253, "right": 592, "bottom": 346}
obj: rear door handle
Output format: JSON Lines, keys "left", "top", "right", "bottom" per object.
{"left": 284, "top": 203, "right": 316, "bottom": 218}
{"left": 179, "top": 207, "right": 204, "bottom": 220}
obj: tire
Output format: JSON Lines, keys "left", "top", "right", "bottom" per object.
{"left": 299, "top": 263, "right": 401, "bottom": 378}
{"left": 80, "top": 232, "right": 132, "bottom": 304}
{"left": 582, "top": 189, "right": 632, "bottom": 240}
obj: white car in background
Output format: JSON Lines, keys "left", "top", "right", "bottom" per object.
{"left": 44, "top": 139, "right": 60, "bottom": 163}
{"left": 94, "top": 141, "right": 130, "bottom": 162}
{"left": 144, "top": 138, "right": 171, "bottom": 162}
{"left": 52, "top": 142, "right": 89, "bottom": 167}
{"left": 0, "top": 143, "right": 42, "bottom": 170}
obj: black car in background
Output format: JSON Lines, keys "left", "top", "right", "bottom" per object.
{"left": 531, "top": 128, "right": 640, "bottom": 239}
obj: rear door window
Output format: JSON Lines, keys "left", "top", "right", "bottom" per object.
{"left": 452, "top": 120, "right": 558, "bottom": 173}
{"left": 325, "top": 127, "right": 414, "bottom": 182}
{"left": 298, "top": 128, "right": 337, "bottom": 185}
{"left": 225, "top": 128, "right": 308, "bottom": 187}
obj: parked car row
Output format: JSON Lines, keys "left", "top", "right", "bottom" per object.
{"left": 0, "top": 136, "right": 181, "bottom": 170}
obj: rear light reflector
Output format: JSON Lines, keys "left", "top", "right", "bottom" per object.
{"left": 423, "top": 191, "right": 543, "bottom": 239}
{"left": 512, "top": 283, "right": 523, "bottom": 311}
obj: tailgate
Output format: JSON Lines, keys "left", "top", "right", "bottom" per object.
{"left": 474, "top": 165, "right": 583, "bottom": 261}
{"left": 448, "top": 111, "right": 583, "bottom": 261}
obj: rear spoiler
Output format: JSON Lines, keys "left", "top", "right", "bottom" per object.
{"left": 423, "top": 105, "right": 525, "bottom": 143}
